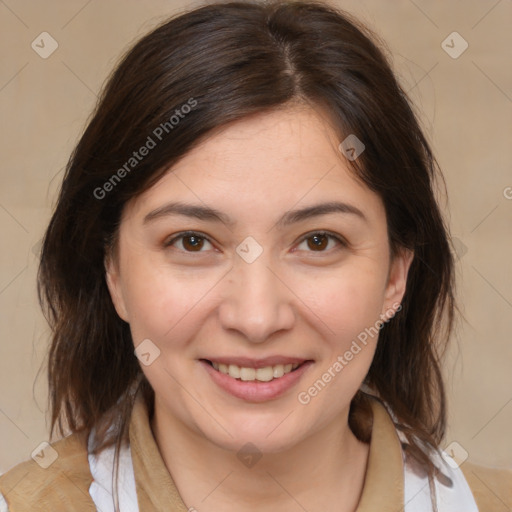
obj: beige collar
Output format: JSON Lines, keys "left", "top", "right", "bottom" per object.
{"left": 129, "top": 391, "right": 404, "bottom": 511}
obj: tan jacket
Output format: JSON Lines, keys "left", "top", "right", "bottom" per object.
{"left": 0, "top": 392, "right": 510, "bottom": 511}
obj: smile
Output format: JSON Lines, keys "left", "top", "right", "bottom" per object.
{"left": 200, "top": 358, "right": 313, "bottom": 402}
{"left": 209, "top": 361, "right": 301, "bottom": 382}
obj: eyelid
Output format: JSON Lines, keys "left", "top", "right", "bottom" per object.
{"left": 164, "top": 230, "right": 215, "bottom": 250}
{"left": 294, "top": 230, "right": 347, "bottom": 252}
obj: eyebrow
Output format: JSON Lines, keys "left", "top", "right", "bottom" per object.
{"left": 143, "top": 200, "right": 367, "bottom": 227}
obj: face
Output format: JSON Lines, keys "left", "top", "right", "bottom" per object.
{"left": 105, "top": 105, "right": 412, "bottom": 454}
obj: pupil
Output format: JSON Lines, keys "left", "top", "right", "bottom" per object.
{"left": 182, "top": 235, "right": 328, "bottom": 252}
{"left": 309, "top": 234, "right": 327, "bottom": 251}
{"left": 184, "top": 235, "right": 203, "bottom": 251}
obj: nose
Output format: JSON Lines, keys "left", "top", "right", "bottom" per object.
{"left": 218, "top": 254, "right": 295, "bottom": 343}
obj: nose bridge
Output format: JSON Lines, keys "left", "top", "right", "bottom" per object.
{"left": 218, "top": 246, "right": 294, "bottom": 343}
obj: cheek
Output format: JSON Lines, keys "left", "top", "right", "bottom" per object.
{"left": 302, "top": 263, "right": 387, "bottom": 343}
{"left": 119, "top": 256, "right": 224, "bottom": 346}
{"left": 296, "top": 269, "right": 384, "bottom": 412}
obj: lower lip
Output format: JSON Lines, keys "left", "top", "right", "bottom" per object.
{"left": 200, "top": 360, "right": 314, "bottom": 402}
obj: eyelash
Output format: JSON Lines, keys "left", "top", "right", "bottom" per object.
{"left": 164, "top": 230, "right": 347, "bottom": 255}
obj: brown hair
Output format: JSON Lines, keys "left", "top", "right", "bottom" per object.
{"left": 38, "top": 0, "right": 455, "bottom": 509}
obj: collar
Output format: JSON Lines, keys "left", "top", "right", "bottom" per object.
{"left": 129, "top": 391, "right": 189, "bottom": 511}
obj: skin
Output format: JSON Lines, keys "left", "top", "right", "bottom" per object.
{"left": 105, "top": 104, "right": 413, "bottom": 512}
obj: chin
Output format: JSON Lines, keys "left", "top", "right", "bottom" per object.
{"left": 193, "top": 409, "right": 309, "bottom": 455}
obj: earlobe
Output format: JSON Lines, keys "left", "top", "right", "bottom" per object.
{"left": 383, "top": 248, "right": 414, "bottom": 314}
{"left": 104, "top": 255, "right": 130, "bottom": 322}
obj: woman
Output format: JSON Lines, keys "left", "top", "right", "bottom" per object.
{"left": 0, "top": 1, "right": 510, "bottom": 511}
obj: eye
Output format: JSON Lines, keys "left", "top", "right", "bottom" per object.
{"left": 164, "top": 230, "right": 346, "bottom": 255}
{"left": 294, "top": 231, "right": 346, "bottom": 253}
{"left": 164, "top": 231, "right": 214, "bottom": 253}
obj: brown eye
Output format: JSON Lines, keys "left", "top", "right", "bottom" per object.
{"left": 166, "top": 232, "right": 213, "bottom": 253}
{"left": 307, "top": 233, "right": 329, "bottom": 251}
{"left": 296, "top": 232, "right": 345, "bottom": 253}
{"left": 182, "top": 235, "right": 205, "bottom": 251}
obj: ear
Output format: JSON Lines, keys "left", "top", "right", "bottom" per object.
{"left": 382, "top": 247, "right": 414, "bottom": 316}
{"left": 104, "top": 253, "right": 130, "bottom": 322}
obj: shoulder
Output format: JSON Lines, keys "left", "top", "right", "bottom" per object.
{"left": 461, "top": 461, "right": 512, "bottom": 512}
{"left": 0, "top": 430, "right": 96, "bottom": 511}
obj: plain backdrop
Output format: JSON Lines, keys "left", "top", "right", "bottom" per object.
{"left": 0, "top": 0, "right": 511, "bottom": 474}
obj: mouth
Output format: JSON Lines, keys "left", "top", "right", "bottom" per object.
{"left": 201, "top": 359, "right": 308, "bottom": 382}
{"left": 199, "top": 356, "right": 314, "bottom": 402}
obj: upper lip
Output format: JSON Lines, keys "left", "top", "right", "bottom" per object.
{"left": 201, "top": 356, "right": 311, "bottom": 369}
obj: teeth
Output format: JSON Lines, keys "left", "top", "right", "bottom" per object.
{"left": 273, "top": 365, "right": 284, "bottom": 378}
{"left": 255, "top": 367, "right": 273, "bottom": 382}
{"left": 228, "top": 364, "right": 240, "bottom": 378}
{"left": 210, "top": 361, "right": 301, "bottom": 381}
{"left": 240, "top": 367, "right": 256, "bottom": 381}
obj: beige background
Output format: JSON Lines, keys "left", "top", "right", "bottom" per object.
{"left": 0, "top": 0, "right": 511, "bottom": 475}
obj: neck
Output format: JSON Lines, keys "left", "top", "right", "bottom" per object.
{"left": 150, "top": 403, "right": 369, "bottom": 512}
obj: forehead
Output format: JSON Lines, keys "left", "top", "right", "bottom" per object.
{"left": 173, "top": 106, "right": 346, "bottom": 181}
{"left": 124, "top": 106, "right": 383, "bottom": 225}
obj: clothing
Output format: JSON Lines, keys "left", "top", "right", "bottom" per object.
{"left": 0, "top": 389, "right": 510, "bottom": 511}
